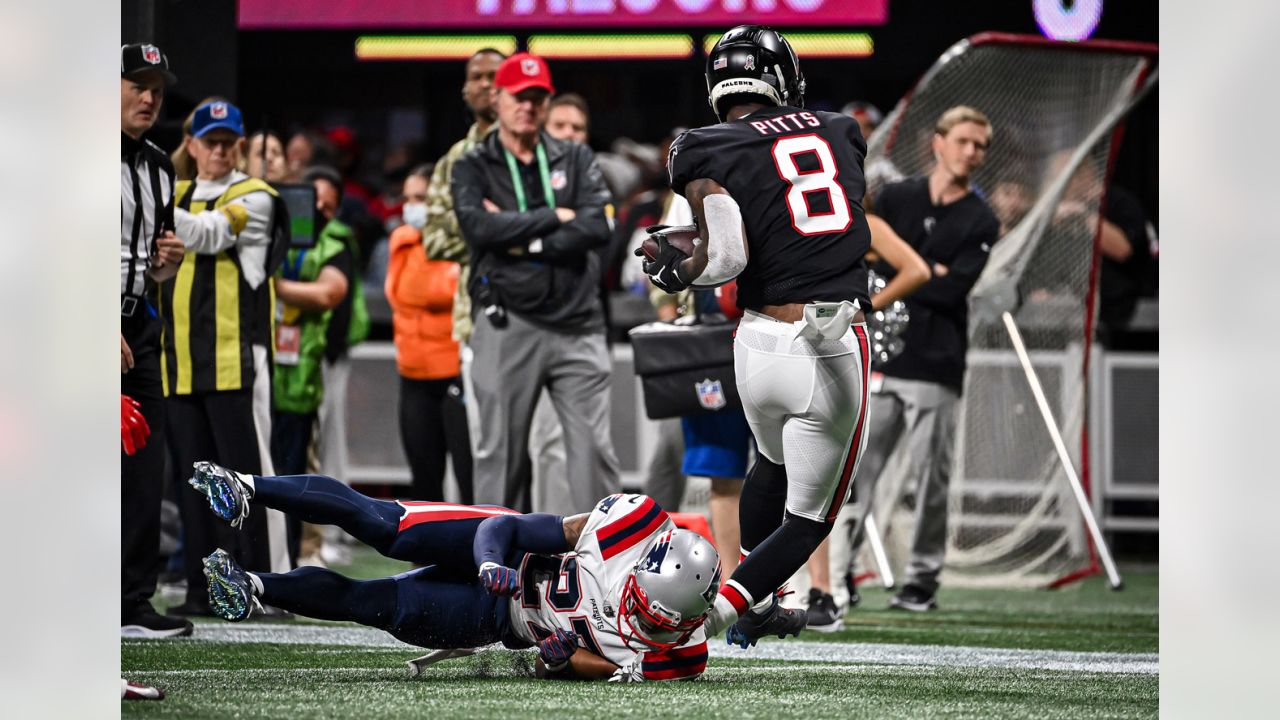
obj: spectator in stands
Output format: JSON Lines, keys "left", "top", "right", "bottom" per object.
{"left": 247, "top": 130, "right": 288, "bottom": 182}
{"left": 1097, "top": 184, "right": 1157, "bottom": 337}
{"left": 452, "top": 52, "right": 620, "bottom": 513}
{"left": 160, "top": 100, "right": 293, "bottom": 616}
{"left": 120, "top": 41, "right": 194, "bottom": 639}
{"left": 848, "top": 106, "right": 1000, "bottom": 613}
{"left": 547, "top": 93, "right": 590, "bottom": 145}
{"left": 284, "top": 130, "right": 317, "bottom": 183}
{"left": 303, "top": 165, "right": 370, "bottom": 488}
{"left": 842, "top": 100, "right": 902, "bottom": 195}
{"left": 385, "top": 164, "right": 474, "bottom": 502}
{"left": 421, "top": 46, "right": 506, "bottom": 490}
{"left": 843, "top": 100, "right": 883, "bottom": 142}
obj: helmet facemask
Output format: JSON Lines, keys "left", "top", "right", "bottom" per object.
{"left": 616, "top": 529, "right": 721, "bottom": 652}
{"left": 617, "top": 574, "right": 706, "bottom": 652}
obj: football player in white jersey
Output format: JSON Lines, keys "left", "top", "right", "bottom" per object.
{"left": 189, "top": 462, "right": 718, "bottom": 681}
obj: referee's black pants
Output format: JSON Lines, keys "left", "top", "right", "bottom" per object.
{"left": 168, "top": 387, "right": 276, "bottom": 609}
{"left": 120, "top": 311, "right": 166, "bottom": 623}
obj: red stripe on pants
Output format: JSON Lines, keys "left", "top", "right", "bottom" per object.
{"left": 826, "top": 324, "right": 871, "bottom": 523}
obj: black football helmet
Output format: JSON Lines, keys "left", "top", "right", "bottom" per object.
{"left": 705, "top": 25, "right": 806, "bottom": 123}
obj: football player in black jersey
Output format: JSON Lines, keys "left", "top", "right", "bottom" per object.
{"left": 641, "top": 25, "right": 876, "bottom": 647}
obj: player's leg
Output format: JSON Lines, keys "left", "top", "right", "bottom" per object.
{"left": 716, "top": 322, "right": 870, "bottom": 643}
{"left": 206, "top": 552, "right": 511, "bottom": 649}
{"left": 189, "top": 463, "right": 403, "bottom": 555}
{"left": 888, "top": 379, "right": 961, "bottom": 610}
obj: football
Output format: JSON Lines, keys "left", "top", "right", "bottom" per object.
{"left": 640, "top": 225, "right": 700, "bottom": 262}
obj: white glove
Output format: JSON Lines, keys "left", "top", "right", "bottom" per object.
{"left": 607, "top": 656, "right": 645, "bottom": 683}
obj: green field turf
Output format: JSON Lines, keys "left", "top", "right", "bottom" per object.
{"left": 124, "top": 549, "right": 1157, "bottom": 719}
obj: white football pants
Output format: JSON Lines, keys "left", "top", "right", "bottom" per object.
{"left": 734, "top": 309, "right": 871, "bottom": 523}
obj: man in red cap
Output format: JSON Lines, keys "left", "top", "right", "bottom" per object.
{"left": 451, "top": 52, "right": 621, "bottom": 515}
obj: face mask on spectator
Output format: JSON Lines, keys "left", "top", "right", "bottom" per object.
{"left": 402, "top": 202, "right": 428, "bottom": 229}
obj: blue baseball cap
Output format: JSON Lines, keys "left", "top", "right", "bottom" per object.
{"left": 191, "top": 101, "right": 244, "bottom": 138}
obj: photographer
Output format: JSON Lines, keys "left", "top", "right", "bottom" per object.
{"left": 451, "top": 52, "right": 620, "bottom": 512}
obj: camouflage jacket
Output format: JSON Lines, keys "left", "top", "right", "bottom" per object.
{"left": 422, "top": 122, "right": 491, "bottom": 343}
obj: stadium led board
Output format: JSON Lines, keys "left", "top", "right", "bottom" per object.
{"left": 238, "top": 0, "right": 888, "bottom": 30}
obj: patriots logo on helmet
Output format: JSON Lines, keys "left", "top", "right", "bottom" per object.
{"left": 521, "top": 58, "right": 539, "bottom": 76}
{"left": 210, "top": 102, "right": 229, "bottom": 120}
{"left": 142, "top": 45, "right": 161, "bottom": 64}
{"left": 701, "top": 564, "right": 723, "bottom": 603}
{"left": 637, "top": 530, "right": 673, "bottom": 573}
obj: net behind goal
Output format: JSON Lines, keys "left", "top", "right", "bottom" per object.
{"left": 861, "top": 33, "right": 1157, "bottom": 588}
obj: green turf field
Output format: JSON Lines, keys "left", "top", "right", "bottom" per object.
{"left": 123, "top": 549, "right": 1157, "bottom": 718}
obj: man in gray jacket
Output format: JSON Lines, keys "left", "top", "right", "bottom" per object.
{"left": 451, "top": 52, "right": 619, "bottom": 513}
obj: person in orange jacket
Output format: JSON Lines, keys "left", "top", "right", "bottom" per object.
{"left": 386, "top": 164, "right": 474, "bottom": 502}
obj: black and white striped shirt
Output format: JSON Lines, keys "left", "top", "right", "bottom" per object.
{"left": 120, "top": 132, "right": 174, "bottom": 297}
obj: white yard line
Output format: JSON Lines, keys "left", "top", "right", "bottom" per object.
{"left": 140, "top": 624, "right": 1156, "bottom": 676}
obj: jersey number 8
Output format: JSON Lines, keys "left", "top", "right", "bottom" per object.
{"left": 771, "top": 134, "right": 852, "bottom": 236}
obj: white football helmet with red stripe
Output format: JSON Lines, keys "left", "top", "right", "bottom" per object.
{"left": 618, "top": 529, "right": 721, "bottom": 651}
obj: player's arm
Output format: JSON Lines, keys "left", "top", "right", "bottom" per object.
{"left": 678, "top": 178, "right": 748, "bottom": 287}
{"left": 536, "top": 647, "right": 620, "bottom": 681}
{"left": 471, "top": 513, "right": 587, "bottom": 595}
{"left": 866, "top": 213, "right": 930, "bottom": 310}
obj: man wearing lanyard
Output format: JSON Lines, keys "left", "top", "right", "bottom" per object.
{"left": 452, "top": 52, "right": 620, "bottom": 513}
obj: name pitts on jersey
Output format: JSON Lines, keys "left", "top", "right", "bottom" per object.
{"left": 668, "top": 105, "right": 872, "bottom": 312}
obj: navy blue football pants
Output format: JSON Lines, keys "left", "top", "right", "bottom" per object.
{"left": 247, "top": 473, "right": 527, "bottom": 648}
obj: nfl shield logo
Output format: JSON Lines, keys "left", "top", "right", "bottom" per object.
{"left": 142, "top": 45, "right": 161, "bottom": 64}
{"left": 695, "top": 378, "right": 727, "bottom": 411}
{"left": 550, "top": 169, "right": 567, "bottom": 190}
{"left": 210, "top": 102, "right": 228, "bottom": 119}
{"left": 521, "top": 58, "right": 539, "bottom": 76}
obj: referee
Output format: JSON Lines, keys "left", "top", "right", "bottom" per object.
{"left": 119, "top": 42, "right": 191, "bottom": 638}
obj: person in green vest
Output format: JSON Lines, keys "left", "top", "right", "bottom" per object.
{"left": 302, "top": 166, "right": 370, "bottom": 489}
{"left": 269, "top": 210, "right": 352, "bottom": 477}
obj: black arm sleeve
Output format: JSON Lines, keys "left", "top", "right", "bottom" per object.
{"left": 539, "top": 147, "right": 614, "bottom": 258}
{"left": 451, "top": 153, "right": 561, "bottom": 251}
{"left": 473, "top": 513, "right": 571, "bottom": 568}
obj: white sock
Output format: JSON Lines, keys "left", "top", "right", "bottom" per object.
{"left": 246, "top": 572, "right": 264, "bottom": 596}
{"left": 236, "top": 471, "right": 256, "bottom": 497}
{"left": 705, "top": 595, "right": 740, "bottom": 637}
{"left": 750, "top": 595, "right": 775, "bottom": 614}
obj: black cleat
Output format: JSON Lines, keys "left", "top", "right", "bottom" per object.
{"left": 121, "top": 609, "right": 193, "bottom": 639}
{"left": 725, "top": 596, "right": 807, "bottom": 648}
{"left": 889, "top": 583, "right": 938, "bottom": 612}
{"left": 804, "top": 588, "right": 842, "bottom": 633}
